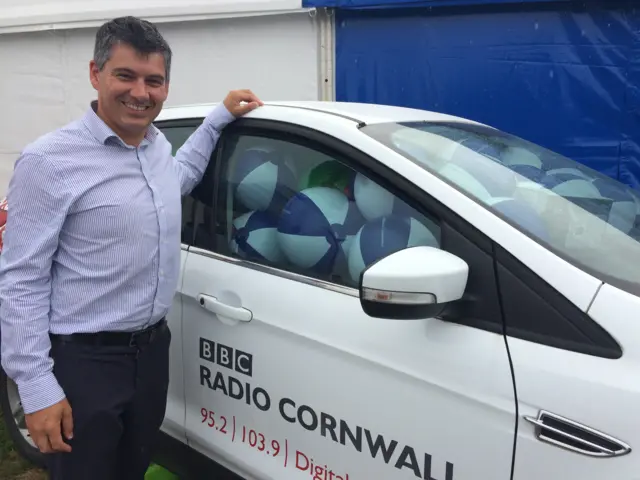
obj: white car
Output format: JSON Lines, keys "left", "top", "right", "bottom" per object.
{"left": 2, "top": 101, "right": 639, "bottom": 480}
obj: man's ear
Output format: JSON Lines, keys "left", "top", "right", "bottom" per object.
{"left": 89, "top": 60, "right": 100, "bottom": 91}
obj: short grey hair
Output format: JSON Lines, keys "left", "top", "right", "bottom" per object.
{"left": 93, "top": 16, "right": 172, "bottom": 82}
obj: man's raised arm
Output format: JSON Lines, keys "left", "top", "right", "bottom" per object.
{"left": 172, "top": 89, "right": 263, "bottom": 195}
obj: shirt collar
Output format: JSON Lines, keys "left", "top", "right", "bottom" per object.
{"left": 82, "top": 100, "right": 160, "bottom": 146}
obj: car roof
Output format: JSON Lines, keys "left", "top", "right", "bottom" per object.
{"left": 155, "top": 100, "right": 487, "bottom": 127}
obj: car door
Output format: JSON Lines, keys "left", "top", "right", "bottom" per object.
{"left": 179, "top": 119, "right": 517, "bottom": 480}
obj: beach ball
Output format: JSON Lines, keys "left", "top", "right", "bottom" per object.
{"left": 591, "top": 178, "right": 638, "bottom": 234}
{"left": 438, "top": 145, "right": 518, "bottom": 203}
{"left": 501, "top": 146, "right": 545, "bottom": 182}
{"left": 501, "top": 146, "right": 543, "bottom": 170}
{"left": 231, "top": 147, "right": 297, "bottom": 215}
{"left": 348, "top": 215, "right": 440, "bottom": 284}
{"left": 490, "top": 198, "right": 549, "bottom": 242}
{"left": 230, "top": 210, "right": 284, "bottom": 264}
{"left": 353, "top": 173, "right": 412, "bottom": 221}
{"left": 277, "top": 187, "right": 365, "bottom": 275}
{"left": 298, "top": 160, "right": 356, "bottom": 200}
{"left": 458, "top": 136, "right": 502, "bottom": 160}
{"left": 540, "top": 170, "right": 608, "bottom": 220}
{"left": 540, "top": 170, "right": 601, "bottom": 197}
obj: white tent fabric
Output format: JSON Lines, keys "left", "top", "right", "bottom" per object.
{"left": 0, "top": 4, "right": 323, "bottom": 196}
{"left": 0, "top": 0, "right": 308, "bottom": 33}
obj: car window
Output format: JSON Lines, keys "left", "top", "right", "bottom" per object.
{"left": 361, "top": 121, "right": 640, "bottom": 296}
{"left": 211, "top": 134, "right": 442, "bottom": 289}
{"left": 155, "top": 122, "right": 209, "bottom": 246}
{"left": 161, "top": 125, "right": 200, "bottom": 156}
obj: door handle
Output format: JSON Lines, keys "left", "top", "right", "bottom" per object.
{"left": 197, "top": 294, "right": 252, "bottom": 322}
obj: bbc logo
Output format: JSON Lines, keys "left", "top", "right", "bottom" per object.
{"left": 199, "top": 337, "right": 253, "bottom": 377}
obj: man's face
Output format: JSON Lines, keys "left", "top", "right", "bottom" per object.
{"left": 89, "top": 43, "right": 169, "bottom": 143}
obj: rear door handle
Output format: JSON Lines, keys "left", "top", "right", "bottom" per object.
{"left": 197, "top": 294, "right": 252, "bottom": 323}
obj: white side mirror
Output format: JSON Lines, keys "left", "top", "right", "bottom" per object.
{"left": 359, "top": 246, "right": 469, "bottom": 320}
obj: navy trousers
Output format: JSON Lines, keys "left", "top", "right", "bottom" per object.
{"left": 46, "top": 321, "right": 171, "bottom": 480}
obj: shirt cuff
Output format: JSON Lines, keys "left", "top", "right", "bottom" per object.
{"left": 17, "top": 372, "right": 66, "bottom": 414}
{"left": 206, "top": 103, "right": 237, "bottom": 133}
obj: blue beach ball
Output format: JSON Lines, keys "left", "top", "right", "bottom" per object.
{"left": 277, "top": 187, "right": 365, "bottom": 275}
{"left": 231, "top": 147, "right": 297, "bottom": 215}
{"left": 347, "top": 215, "right": 440, "bottom": 284}
{"left": 230, "top": 210, "right": 284, "bottom": 264}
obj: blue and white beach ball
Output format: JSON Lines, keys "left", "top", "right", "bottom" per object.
{"left": 230, "top": 210, "right": 284, "bottom": 264}
{"left": 347, "top": 215, "right": 440, "bottom": 284}
{"left": 540, "top": 169, "right": 599, "bottom": 197}
{"left": 277, "top": 187, "right": 365, "bottom": 274}
{"left": 438, "top": 146, "right": 518, "bottom": 203}
{"left": 501, "top": 146, "right": 545, "bottom": 182}
{"left": 353, "top": 173, "right": 411, "bottom": 221}
{"left": 591, "top": 178, "right": 638, "bottom": 234}
{"left": 490, "top": 198, "right": 549, "bottom": 242}
{"left": 231, "top": 147, "right": 297, "bottom": 215}
{"left": 458, "top": 136, "right": 502, "bottom": 160}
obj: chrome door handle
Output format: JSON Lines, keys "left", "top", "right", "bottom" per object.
{"left": 197, "top": 294, "right": 252, "bottom": 323}
{"left": 524, "top": 410, "right": 631, "bottom": 458}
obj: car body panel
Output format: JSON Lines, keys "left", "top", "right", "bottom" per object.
{"left": 181, "top": 248, "right": 516, "bottom": 480}
{"left": 155, "top": 101, "right": 489, "bottom": 126}
{"left": 508, "top": 282, "right": 639, "bottom": 479}
{"left": 155, "top": 103, "right": 630, "bottom": 480}
{"left": 161, "top": 244, "right": 190, "bottom": 444}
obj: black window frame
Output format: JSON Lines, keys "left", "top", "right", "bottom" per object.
{"left": 154, "top": 118, "right": 206, "bottom": 247}
{"left": 155, "top": 116, "right": 622, "bottom": 360}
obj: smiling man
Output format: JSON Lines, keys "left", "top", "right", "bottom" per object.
{"left": 0, "top": 16, "right": 262, "bottom": 480}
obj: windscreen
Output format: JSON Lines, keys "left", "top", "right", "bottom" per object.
{"left": 361, "top": 121, "right": 640, "bottom": 296}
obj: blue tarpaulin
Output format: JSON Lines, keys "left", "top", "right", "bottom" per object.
{"left": 304, "top": 0, "right": 574, "bottom": 7}
{"left": 309, "top": 0, "right": 640, "bottom": 189}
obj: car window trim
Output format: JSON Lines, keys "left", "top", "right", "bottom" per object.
{"left": 154, "top": 118, "right": 215, "bottom": 248}
{"left": 154, "top": 118, "right": 204, "bottom": 130}
{"left": 190, "top": 246, "right": 359, "bottom": 297}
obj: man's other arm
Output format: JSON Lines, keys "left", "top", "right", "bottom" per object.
{"left": 0, "top": 152, "right": 70, "bottom": 414}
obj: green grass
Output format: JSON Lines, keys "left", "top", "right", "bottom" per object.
{"left": 1, "top": 409, "right": 178, "bottom": 480}
{"left": 0, "top": 409, "right": 47, "bottom": 479}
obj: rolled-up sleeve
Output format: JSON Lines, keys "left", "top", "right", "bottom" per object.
{"left": 0, "top": 152, "right": 71, "bottom": 414}
{"left": 173, "top": 103, "right": 236, "bottom": 195}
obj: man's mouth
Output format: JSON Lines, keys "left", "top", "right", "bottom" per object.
{"left": 122, "top": 101, "right": 151, "bottom": 112}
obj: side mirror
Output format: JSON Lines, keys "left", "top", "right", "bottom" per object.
{"left": 359, "top": 246, "right": 469, "bottom": 320}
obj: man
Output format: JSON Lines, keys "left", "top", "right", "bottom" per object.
{"left": 0, "top": 16, "right": 262, "bottom": 479}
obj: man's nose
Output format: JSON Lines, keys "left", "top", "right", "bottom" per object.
{"left": 130, "top": 80, "right": 149, "bottom": 102}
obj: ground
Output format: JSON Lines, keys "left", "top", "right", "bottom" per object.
{"left": 0, "top": 410, "right": 177, "bottom": 479}
{"left": 0, "top": 410, "right": 47, "bottom": 479}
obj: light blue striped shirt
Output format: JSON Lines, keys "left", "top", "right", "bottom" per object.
{"left": 0, "top": 101, "right": 234, "bottom": 414}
